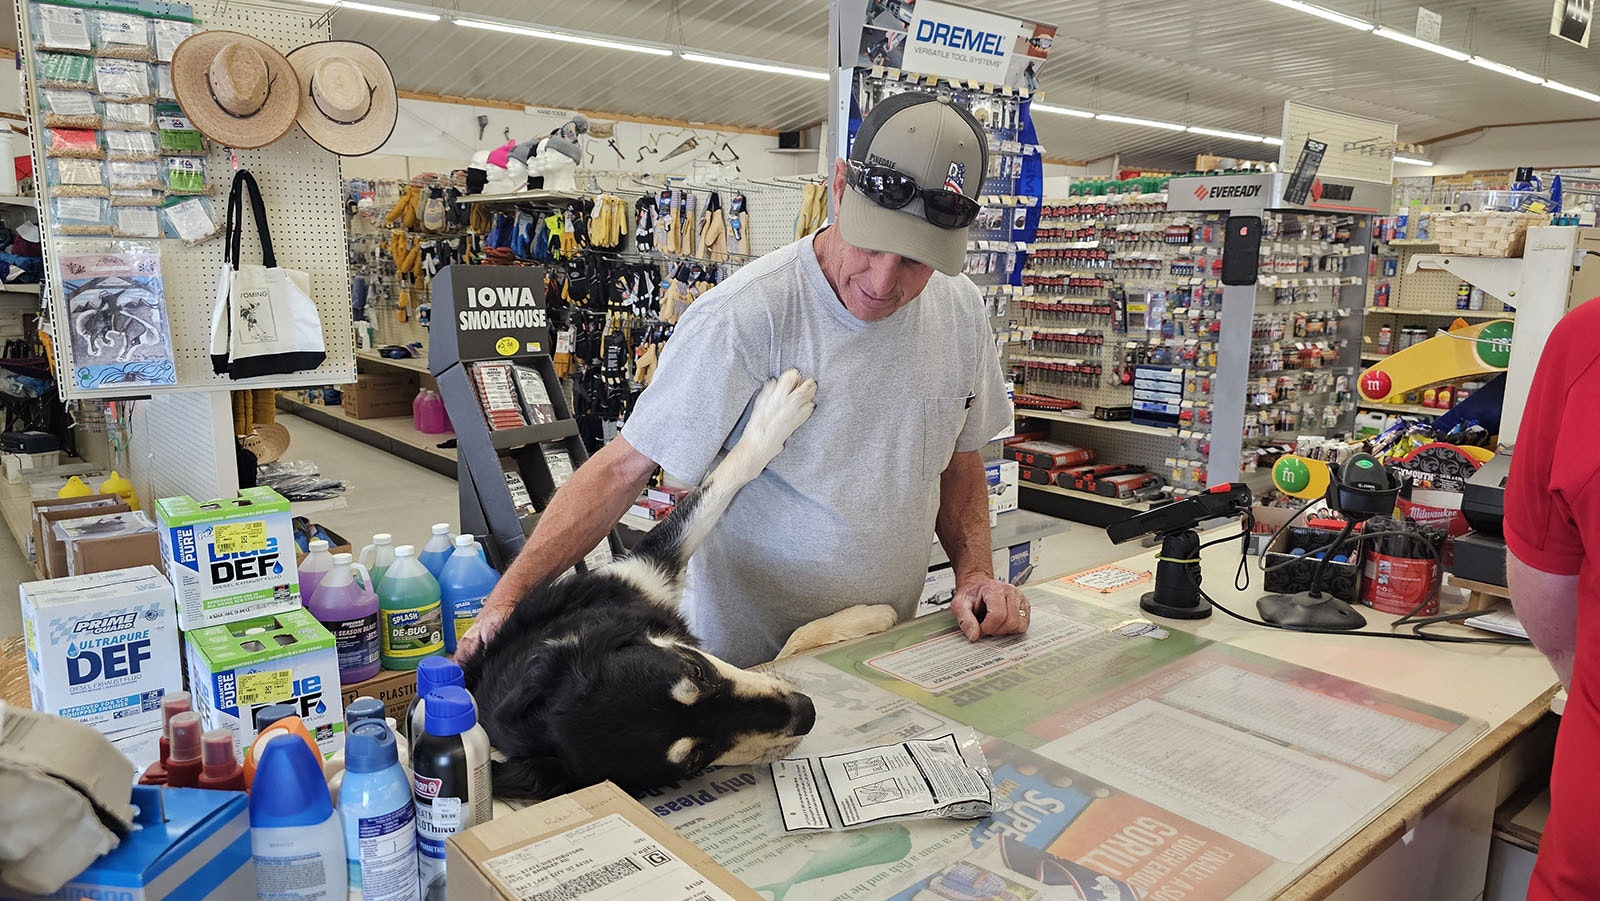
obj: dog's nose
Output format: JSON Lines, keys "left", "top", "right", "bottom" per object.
{"left": 790, "top": 694, "right": 816, "bottom": 735}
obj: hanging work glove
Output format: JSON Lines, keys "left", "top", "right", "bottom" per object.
{"left": 729, "top": 193, "right": 751, "bottom": 256}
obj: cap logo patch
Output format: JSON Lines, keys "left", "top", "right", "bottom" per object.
{"left": 945, "top": 162, "right": 965, "bottom": 193}
{"left": 865, "top": 154, "right": 898, "bottom": 169}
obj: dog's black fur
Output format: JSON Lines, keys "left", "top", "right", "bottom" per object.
{"left": 461, "top": 373, "right": 822, "bottom": 801}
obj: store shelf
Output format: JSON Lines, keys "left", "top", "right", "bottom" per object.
{"left": 1357, "top": 402, "right": 1442, "bottom": 418}
{"left": 277, "top": 394, "right": 457, "bottom": 478}
{"left": 0, "top": 284, "right": 39, "bottom": 294}
{"left": 1381, "top": 239, "right": 1440, "bottom": 247}
{"left": 1019, "top": 481, "right": 1146, "bottom": 508}
{"left": 355, "top": 347, "right": 430, "bottom": 375}
{"left": 456, "top": 189, "right": 583, "bottom": 206}
{"left": 1014, "top": 407, "right": 1175, "bottom": 437}
{"left": 1362, "top": 307, "right": 1512, "bottom": 320}
{"left": 0, "top": 196, "right": 37, "bottom": 208}
{"left": 489, "top": 420, "right": 580, "bottom": 451}
{"left": 0, "top": 479, "right": 37, "bottom": 570}
{"left": 766, "top": 148, "right": 820, "bottom": 155}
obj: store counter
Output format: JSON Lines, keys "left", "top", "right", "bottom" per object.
{"left": 642, "top": 537, "right": 1556, "bottom": 901}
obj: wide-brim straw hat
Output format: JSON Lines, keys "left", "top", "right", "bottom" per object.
{"left": 246, "top": 421, "right": 290, "bottom": 465}
{"left": 172, "top": 31, "right": 302, "bottom": 150}
{"left": 286, "top": 41, "right": 398, "bottom": 157}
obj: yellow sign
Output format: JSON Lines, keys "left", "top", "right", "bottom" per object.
{"left": 212, "top": 521, "right": 267, "bottom": 555}
{"left": 237, "top": 669, "right": 292, "bottom": 706}
{"left": 495, "top": 336, "right": 519, "bottom": 356}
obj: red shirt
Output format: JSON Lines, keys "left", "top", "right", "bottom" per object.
{"left": 1506, "top": 297, "right": 1600, "bottom": 899}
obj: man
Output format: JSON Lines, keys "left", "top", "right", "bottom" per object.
{"left": 1506, "top": 296, "right": 1600, "bottom": 899}
{"left": 461, "top": 93, "right": 1028, "bottom": 667}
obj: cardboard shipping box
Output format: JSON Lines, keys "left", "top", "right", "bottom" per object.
{"left": 156, "top": 487, "right": 300, "bottom": 630}
{"left": 55, "top": 510, "right": 161, "bottom": 576}
{"left": 30, "top": 494, "right": 122, "bottom": 574}
{"left": 342, "top": 371, "right": 420, "bottom": 420}
{"left": 447, "top": 782, "right": 760, "bottom": 901}
{"left": 340, "top": 666, "right": 418, "bottom": 726}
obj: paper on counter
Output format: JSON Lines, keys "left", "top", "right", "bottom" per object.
{"left": 772, "top": 733, "right": 993, "bottom": 831}
{"left": 484, "top": 812, "right": 739, "bottom": 901}
{"left": 865, "top": 610, "right": 1099, "bottom": 692}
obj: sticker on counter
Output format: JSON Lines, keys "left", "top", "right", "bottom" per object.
{"left": 1060, "top": 564, "right": 1153, "bottom": 594}
{"left": 1111, "top": 618, "right": 1169, "bottom": 640}
{"left": 484, "top": 812, "right": 739, "bottom": 901}
{"left": 213, "top": 520, "right": 267, "bottom": 555}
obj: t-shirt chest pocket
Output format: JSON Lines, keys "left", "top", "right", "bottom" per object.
{"left": 921, "top": 395, "right": 971, "bottom": 478}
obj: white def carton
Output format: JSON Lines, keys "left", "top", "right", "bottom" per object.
{"left": 19, "top": 566, "right": 183, "bottom": 738}
{"left": 155, "top": 487, "right": 301, "bottom": 630}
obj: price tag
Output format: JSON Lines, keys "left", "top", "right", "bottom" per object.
{"left": 213, "top": 521, "right": 267, "bottom": 555}
{"left": 237, "top": 669, "right": 292, "bottom": 706}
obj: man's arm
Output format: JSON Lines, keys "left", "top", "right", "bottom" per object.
{"left": 937, "top": 450, "right": 1028, "bottom": 640}
{"left": 457, "top": 435, "right": 658, "bottom": 658}
{"left": 1508, "top": 552, "right": 1580, "bottom": 690}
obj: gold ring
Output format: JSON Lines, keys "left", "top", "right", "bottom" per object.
{"left": 1020, "top": 608, "right": 1030, "bottom": 617}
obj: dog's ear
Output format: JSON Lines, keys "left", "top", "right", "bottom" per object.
{"left": 490, "top": 753, "right": 574, "bottom": 802}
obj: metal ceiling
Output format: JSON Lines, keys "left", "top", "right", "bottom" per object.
{"left": 8, "top": 1, "right": 1598, "bottom": 169}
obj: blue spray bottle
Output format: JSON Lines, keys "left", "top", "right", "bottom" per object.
{"left": 340, "top": 721, "right": 420, "bottom": 901}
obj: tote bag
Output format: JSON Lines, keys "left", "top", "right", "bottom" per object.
{"left": 210, "top": 169, "right": 326, "bottom": 379}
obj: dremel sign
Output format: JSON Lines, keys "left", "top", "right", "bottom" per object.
{"left": 903, "top": 0, "right": 1021, "bottom": 83}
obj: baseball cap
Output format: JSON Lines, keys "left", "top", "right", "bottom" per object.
{"left": 838, "top": 93, "right": 989, "bottom": 276}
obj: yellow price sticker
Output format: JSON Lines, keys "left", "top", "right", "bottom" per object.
{"left": 213, "top": 521, "right": 267, "bottom": 555}
{"left": 495, "top": 336, "right": 519, "bottom": 356}
{"left": 237, "top": 669, "right": 292, "bottom": 706}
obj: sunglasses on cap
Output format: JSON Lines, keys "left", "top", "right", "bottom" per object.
{"left": 846, "top": 161, "right": 982, "bottom": 229}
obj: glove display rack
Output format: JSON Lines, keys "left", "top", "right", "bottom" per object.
{"left": 17, "top": 0, "right": 356, "bottom": 401}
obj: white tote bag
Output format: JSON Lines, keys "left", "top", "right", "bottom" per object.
{"left": 209, "top": 169, "right": 326, "bottom": 379}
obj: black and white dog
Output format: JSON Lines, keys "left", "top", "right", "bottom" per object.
{"left": 463, "top": 371, "right": 897, "bottom": 801}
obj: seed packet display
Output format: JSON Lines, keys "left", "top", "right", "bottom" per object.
{"left": 104, "top": 101, "right": 155, "bottom": 131}
{"left": 92, "top": 10, "right": 154, "bottom": 61}
{"left": 164, "top": 156, "right": 205, "bottom": 194}
{"left": 47, "top": 158, "right": 108, "bottom": 197}
{"left": 36, "top": 51, "right": 95, "bottom": 90}
{"left": 160, "top": 196, "right": 220, "bottom": 243}
{"left": 157, "top": 108, "right": 203, "bottom": 155}
{"left": 45, "top": 127, "right": 104, "bottom": 160}
{"left": 155, "top": 63, "right": 175, "bottom": 101}
{"left": 52, "top": 196, "right": 111, "bottom": 235}
{"left": 39, "top": 89, "right": 101, "bottom": 129}
{"left": 58, "top": 243, "right": 176, "bottom": 388}
{"left": 31, "top": 4, "right": 92, "bottom": 53}
{"left": 105, "top": 129, "right": 158, "bottom": 161}
{"left": 152, "top": 20, "right": 193, "bottom": 63}
{"left": 468, "top": 360, "right": 528, "bottom": 431}
{"left": 512, "top": 365, "right": 557, "bottom": 424}
{"left": 94, "top": 58, "right": 153, "bottom": 101}
{"left": 112, "top": 207, "right": 159, "bottom": 238}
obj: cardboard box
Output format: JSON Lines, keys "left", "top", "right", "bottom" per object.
{"left": 156, "top": 487, "right": 300, "bottom": 630}
{"left": 1263, "top": 524, "right": 1364, "bottom": 603}
{"left": 55, "top": 510, "right": 160, "bottom": 576}
{"left": 19, "top": 566, "right": 182, "bottom": 739}
{"left": 31, "top": 494, "right": 122, "bottom": 574}
{"left": 186, "top": 608, "right": 344, "bottom": 762}
{"left": 41, "top": 504, "right": 134, "bottom": 578}
{"left": 342, "top": 371, "right": 420, "bottom": 420}
{"left": 2, "top": 451, "right": 59, "bottom": 483}
{"left": 36, "top": 786, "right": 254, "bottom": 900}
{"left": 446, "top": 782, "right": 760, "bottom": 901}
{"left": 24, "top": 467, "right": 109, "bottom": 500}
{"left": 340, "top": 666, "right": 419, "bottom": 726}
{"left": 916, "top": 564, "right": 957, "bottom": 618}
{"left": 985, "top": 459, "right": 1019, "bottom": 516}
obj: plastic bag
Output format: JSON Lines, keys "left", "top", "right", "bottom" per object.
{"left": 104, "top": 129, "right": 157, "bottom": 161}
{"left": 155, "top": 63, "right": 175, "bottom": 100}
{"left": 111, "top": 207, "right": 159, "bottom": 239}
{"left": 111, "top": 189, "right": 162, "bottom": 207}
{"left": 44, "top": 127, "right": 104, "bottom": 159}
{"left": 46, "top": 158, "right": 108, "bottom": 196}
{"left": 39, "top": 90, "right": 101, "bottom": 129}
{"left": 163, "top": 156, "right": 204, "bottom": 194}
{"left": 93, "top": 58, "right": 152, "bottom": 101}
{"left": 769, "top": 729, "right": 1006, "bottom": 832}
{"left": 92, "top": 11, "right": 154, "bottom": 61}
{"left": 30, "top": 4, "right": 92, "bottom": 54}
{"left": 51, "top": 196, "right": 111, "bottom": 235}
{"left": 104, "top": 101, "right": 154, "bottom": 132}
{"left": 107, "top": 160, "right": 162, "bottom": 191}
{"left": 159, "top": 196, "right": 219, "bottom": 244}
{"left": 36, "top": 52, "right": 95, "bottom": 90}
{"left": 257, "top": 460, "right": 352, "bottom": 502}
{"left": 156, "top": 107, "right": 203, "bottom": 155}
{"left": 152, "top": 20, "right": 194, "bottom": 63}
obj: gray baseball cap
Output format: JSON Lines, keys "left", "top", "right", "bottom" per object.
{"left": 839, "top": 93, "right": 988, "bottom": 276}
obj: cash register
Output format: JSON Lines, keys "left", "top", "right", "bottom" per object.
{"left": 1454, "top": 448, "right": 1510, "bottom": 586}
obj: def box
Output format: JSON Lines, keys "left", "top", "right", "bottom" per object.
{"left": 156, "top": 487, "right": 301, "bottom": 630}
{"left": 18, "top": 566, "right": 182, "bottom": 739}
{"left": 185, "top": 608, "right": 345, "bottom": 762}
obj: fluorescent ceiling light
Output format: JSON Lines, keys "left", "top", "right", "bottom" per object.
{"left": 1545, "top": 79, "right": 1600, "bottom": 102}
{"left": 1393, "top": 156, "right": 1434, "bottom": 166}
{"left": 1371, "top": 26, "right": 1470, "bottom": 61}
{"left": 1469, "top": 57, "right": 1544, "bottom": 84}
{"left": 1032, "top": 103, "right": 1095, "bottom": 118}
{"left": 678, "top": 52, "right": 828, "bottom": 80}
{"left": 1187, "top": 125, "right": 1273, "bottom": 143}
{"left": 301, "top": 0, "right": 440, "bottom": 20}
{"left": 1097, "top": 113, "right": 1185, "bottom": 131}
{"left": 1261, "top": 0, "right": 1373, "bottom": 31}
{"left": 455, "top": 18, "right": 673, "bottom": 55}
{"left": 1262, "top": 137, "right": 1285, "bottom": 145}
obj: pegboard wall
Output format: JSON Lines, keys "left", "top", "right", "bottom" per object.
{"left": 1279, "top": 102, "right": 1398, "bottom": 186}
{"left": 1364, "top": 243, "right": 1518, "bottom": 355}
{"left": 21, "top": 0, "right": 356, "bottom": 401}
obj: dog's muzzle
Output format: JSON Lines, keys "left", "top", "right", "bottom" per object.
{"left": 789, "top": 694, "right": 816, "bottom": 736}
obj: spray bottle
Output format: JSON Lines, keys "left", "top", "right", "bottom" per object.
{"left": 251, "top": 733, "right": 347, "bottom": 900}
{"left": 406, "top": 657, "right": 465, "bottom": 743}
{"left": 165, "top": 712, "right": 203, "bottom": 789}
{"left": 438, "top": 535, "right": 499, "bottom": 655}
{"left": 360, "top": 533, "right": 398, "bottom": 586}
{"left": 199, "top": 730, "right": 245, "bottom": 791}
{"left": 340, "top": 721, "right": 420, "bottom": 901}
{"left": 308, "top": 553, "right": 382, "bottom": 684}
{"left": 378, "top": 546, "right": 444, "bottom": 671}
{"left": 245, "top": 709, "right": 323, "bottom": 789}
{"left": 138, "top": 691, "right": 192, "bottom": 785}
{"left": 299, "top": 539, "right": 335, "bottom": 603}
{"left": 412, "top": 686, "right": 492, "bottom": 897}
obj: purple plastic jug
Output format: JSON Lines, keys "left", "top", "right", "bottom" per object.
{"left": 308, "top": 553, "right": 382, "bottom": 684}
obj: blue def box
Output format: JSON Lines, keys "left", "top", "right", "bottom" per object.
{"left": 36, "top": 786, "right": 252, "bottom": 900}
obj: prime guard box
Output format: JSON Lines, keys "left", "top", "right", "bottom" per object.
{"left": 19, "top": 566, "right": 182, "bottom": 738}
{"left": 185, "top": 608, "right": 345, "bottom": 761}
{"left": 155, "top": 487, "right": 301, "bottom": 630}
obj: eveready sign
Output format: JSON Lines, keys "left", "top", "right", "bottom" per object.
{"left": 1193, "top": 184, "right": 1264, "bottom": 200}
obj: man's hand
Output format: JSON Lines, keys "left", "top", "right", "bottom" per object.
{"left": 455, "top": 584, "right": 521, "bottom": 661}
{"left": 950, "top": 578, "right": 1030, "bottom": 642}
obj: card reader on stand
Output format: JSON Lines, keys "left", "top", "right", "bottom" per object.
{"left": 1106, "top": 483, "right": 1254, "bottom": 619}
{"left": 1456, "top": 448, "right": 1511, "bottom": 586}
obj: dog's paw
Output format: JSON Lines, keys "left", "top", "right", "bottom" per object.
{"left": 775, "top": 604, "right": 899, "bottom": 660}
{"left": 744, "top": 369, "right": 817, "bottom": 461}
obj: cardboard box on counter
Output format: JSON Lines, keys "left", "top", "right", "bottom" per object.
{"left": 446, "top": 781, "right": 760, "bottom": 901}
{"left": 340, "top": 666, "right": 419, "bottom": 726}
{"left": 55, "top": 510, "right": 161, "bottom": 577}
{"left": 31, "top": 495, "right": 123, "bottom": 577}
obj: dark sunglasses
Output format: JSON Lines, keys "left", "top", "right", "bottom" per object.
{"left": 846, "top": 161, "right": 982, "bottom": 229}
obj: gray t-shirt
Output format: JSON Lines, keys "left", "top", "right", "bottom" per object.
{"left": 623, "top": 232, "right": 1011, "bottom": 666}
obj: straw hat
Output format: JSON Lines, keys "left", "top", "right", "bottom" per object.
{"left": 245, "top": 421, "right": 291, "bottom": 465}
{"left": 286, "top": 41, "right": 398, "bottom": 157}
{"left": 171, "top": 31, "right": 301, "bottom": 150}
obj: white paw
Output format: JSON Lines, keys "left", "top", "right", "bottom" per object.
{"left": 743, "top": 369, "right": 816, "bottom": 461}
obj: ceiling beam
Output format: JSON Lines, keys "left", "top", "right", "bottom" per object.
{"left": 1419, "top": 117, "right": 1600, "bottom": 146}
{"left": 395, "top": 90, "right": 783, "bottom": 136}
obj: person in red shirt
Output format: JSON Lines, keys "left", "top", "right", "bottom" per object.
{"left": 1507, "top": 296, "right": 1600, "bottom": 899}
